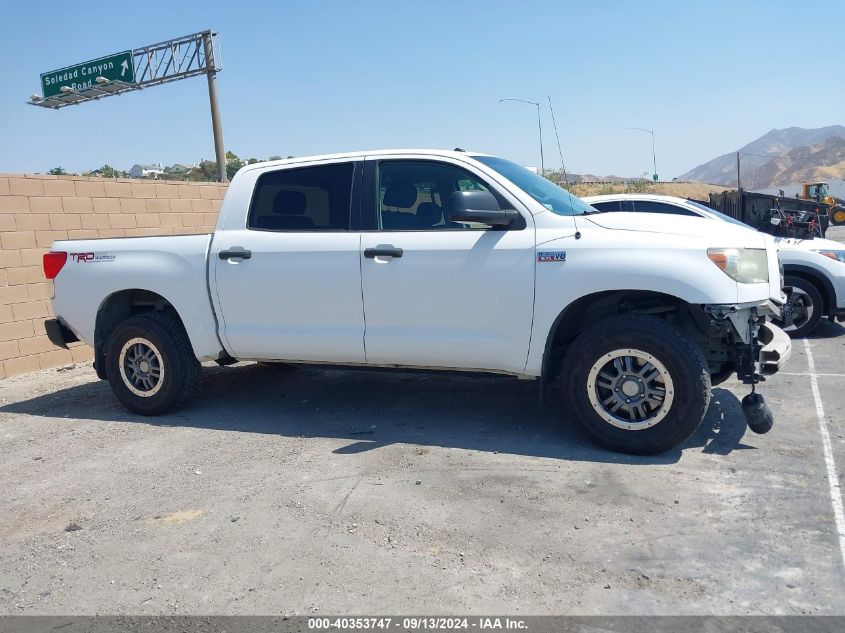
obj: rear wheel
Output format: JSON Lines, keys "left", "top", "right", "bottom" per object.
{"left": 105, "top": 312, "right": 201, "bottom": 415}
{"left": 775, "top": 276, "right": 823, "bottom": 337}
{"left": 558, "top": 314, "right": 711, "bottom": 455}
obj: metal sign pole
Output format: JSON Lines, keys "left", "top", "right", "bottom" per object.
{"left": 203, "top": 32, "right": 227, "bottom": 184}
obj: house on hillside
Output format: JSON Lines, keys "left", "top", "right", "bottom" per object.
{"left": 164, "top": 163, "right": 197, "bottom": 176}
{"left": 129, "top": 163, "right": 164, "bottom": 179}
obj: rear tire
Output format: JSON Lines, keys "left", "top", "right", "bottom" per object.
{"left": 558, "top": 314, "right": 711, "bottom": 455}
{"left": 105, "top": 312, "right": 201, "bottom": 415}
{"left": 775, "top": 276, "right": 823, "bottom": 338}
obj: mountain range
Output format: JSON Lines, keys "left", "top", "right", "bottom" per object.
{"left": 678, "top": 125, "right": 845, "bottom": 189}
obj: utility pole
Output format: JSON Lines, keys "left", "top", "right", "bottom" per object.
{"left": 736, "top": 151, "right": 741, "bottom": 190}
{"left": 203, "top": 32, "right": 227, "bottom": 183}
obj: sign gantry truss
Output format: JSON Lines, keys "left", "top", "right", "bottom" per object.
{"left": 29, "top": 30, "right": 221, "bottom": 109}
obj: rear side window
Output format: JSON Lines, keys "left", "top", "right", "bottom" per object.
{"left": 590, "top": 201, "right": 624, "bottom": 212}
{"left": 248, "top": 163, "right": 354, "bottom": 231}
{"left": 631, "top": 200, "right": 698, "bottom": 216}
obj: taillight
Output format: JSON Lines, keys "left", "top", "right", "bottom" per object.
{"left": 43, "top": 251, "right": 67, "bottom": 280}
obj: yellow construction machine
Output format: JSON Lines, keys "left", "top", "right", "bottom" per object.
{"left": 801, "top": 182, "right": 845, "bottom": 225}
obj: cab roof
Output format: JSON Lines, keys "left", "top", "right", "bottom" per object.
{"left": 582, "top": 193, "right": 696, "bottom": 206}
{"left": 243, "top": 149, "right": 491, "bottom": 171}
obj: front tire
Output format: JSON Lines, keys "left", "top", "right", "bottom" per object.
{"left": 558, "top": 314, "right": 711, "bottom": 455}
{"left": 105, "top": 312, "right": 201, "bottom": 415}
{"left": 774, "top": 276, "right": 823, "bottom": 337}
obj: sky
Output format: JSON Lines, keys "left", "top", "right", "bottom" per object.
{"left": 1, "top": 0, "right": 843, "bottom": 178}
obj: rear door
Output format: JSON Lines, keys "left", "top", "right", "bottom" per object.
{"left": 210, "top": 159, "right": 366, "bottom": 363}
{"left": 359, "top": 157, "right": 536, "bottom": 374}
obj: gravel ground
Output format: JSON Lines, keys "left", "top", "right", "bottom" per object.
{"left": 1, "top": 320, "right": 844, "bottom": 615}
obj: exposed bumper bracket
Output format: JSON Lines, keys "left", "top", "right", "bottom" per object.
{"left": 757, "top": 321, "right": 792, "bottom": 376}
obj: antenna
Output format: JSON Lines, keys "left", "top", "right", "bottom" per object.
{"left": 547, "top": 96, "right": 569, "bottom": 187}
{"left": 547, "top": 96, "right": 581, "bottom": 239}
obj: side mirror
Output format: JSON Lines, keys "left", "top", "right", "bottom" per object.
{"left": 448, "top": 190, "right": 518, "bottom": 227}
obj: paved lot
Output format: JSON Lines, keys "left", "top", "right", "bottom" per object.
{"left": 0, "top": 320, "right": 844, "bottom": 615}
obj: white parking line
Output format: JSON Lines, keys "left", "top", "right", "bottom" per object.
{"left": 803, "top": 338, "right": 845, "bottom": 569}
{"left": 781, "top": 372, "right": 845, "bottom": 378}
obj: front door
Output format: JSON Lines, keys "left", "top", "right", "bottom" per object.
{"left": 211, "top": 160, "right": 366, "bottom": 363}
{"left": 360, "top": 158, "right": 536, "bottom": 374}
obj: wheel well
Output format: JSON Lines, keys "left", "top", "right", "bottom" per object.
{"left": 93, "top": 289, "right": 187, "bottom": 380}
{"left": 542, "top": 290, "right": 691, "bottom": 383}
{"left": 783, "top": 265, "right": 834, "bottom": 315}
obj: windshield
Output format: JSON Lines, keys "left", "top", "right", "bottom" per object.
{"left": 473, "top": 155, "right": 594, "bottom": 216}
{"left": 685, "top": 200, "right": 750, "bottom": 228}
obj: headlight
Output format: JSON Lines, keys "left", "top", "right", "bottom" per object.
{"left": 707, "top": 248, "right": 769, "bottom": 284}
{"left": 812, "top": 249, "right": 845, "bottom": 263}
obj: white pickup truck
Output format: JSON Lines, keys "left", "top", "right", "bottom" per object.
{"left": 42, "top": 150, "right": 791, "bottom": 455}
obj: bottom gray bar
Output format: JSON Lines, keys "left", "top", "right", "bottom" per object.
{"left": 1, "top": 617, "right": 845, "bottom": 633}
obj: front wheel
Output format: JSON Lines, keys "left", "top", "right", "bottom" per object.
{"left": 105, "top": 312, "right": 201, "bottom": 415}
{"left": 558, "top": 314, "right": 711, "bottom": 455}
{"left": 773, "top": 276, "right": 822, "bottom": 338}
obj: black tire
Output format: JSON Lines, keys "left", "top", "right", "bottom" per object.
{"left": 774, "top": 276, "right": 823, "bottom": 338}
{"left": 105, "top": 311, "right": 201, "bottom": 415}
{"left": 558, "top": 314, "right": 711, "bottom": 455}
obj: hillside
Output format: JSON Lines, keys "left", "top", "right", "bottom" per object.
{"left": 679, "top": 125, "right": 845, "bottom": 187}
{"left": 566, "top": 181, "right": 726, "bottom": 200}
{"left": 744, "top": 136, "right": 845, "bottom": 190}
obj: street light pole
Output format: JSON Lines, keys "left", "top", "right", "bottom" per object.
{"left": 500, "top": 98, "right": 544, "bottom": 176}
{"left": 629, "top": 127, "right": 657, "bottom": 181}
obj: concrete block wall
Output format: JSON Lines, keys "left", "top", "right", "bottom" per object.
{"left": 0, "top": 174, "right": 227, "bottom": 379}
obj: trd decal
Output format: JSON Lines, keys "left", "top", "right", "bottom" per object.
{"left": 70, "top": 252, "right": 116, "bottom": 263}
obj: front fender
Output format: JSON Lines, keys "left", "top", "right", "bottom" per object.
{"left": 524, "top": 233, "right": 745, "bottom": 375}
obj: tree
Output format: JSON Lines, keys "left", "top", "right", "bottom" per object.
{"left": 48, "top": 167, "right": 67, "bottom": 175}
{"left": 225, "top": 150, "right": 244, "bottom": 181}
{"left": 98, "top": 164, "right": 125, "bottom": 178}
{"left": 195, "top": 160, "right": 219, "bottom": 182}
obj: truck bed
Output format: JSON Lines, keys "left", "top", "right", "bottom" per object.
{"left": 49, "top": 234, "right": 224, "bottom": 361}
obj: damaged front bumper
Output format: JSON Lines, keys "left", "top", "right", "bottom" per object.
{"left": 702, "top": 299, "right": 791, "bottom": 435}
{"left": 704, "top": 299, "right": 792, "bottom": 383}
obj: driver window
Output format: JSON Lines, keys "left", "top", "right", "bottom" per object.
{"left": 377, "top": 161, "right": 513, "bottom": 231}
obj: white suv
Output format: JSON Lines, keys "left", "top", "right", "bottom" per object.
{"left": 584, "top": 193, "right": 845, "bottom": 337}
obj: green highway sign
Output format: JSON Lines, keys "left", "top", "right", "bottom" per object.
{"left": 40, "top": 50, "right": 135, "bottom": 98}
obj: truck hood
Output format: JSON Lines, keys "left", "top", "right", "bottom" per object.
{"left": 583, "top": 212, "right": 765, "bottom": 246}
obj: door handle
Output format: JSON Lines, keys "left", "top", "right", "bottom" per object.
{"left": 219, "top": 248, "right": 252, "bottom": 260}
{"left": 364, "top": 247, "right": 403, "bottom": 259}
